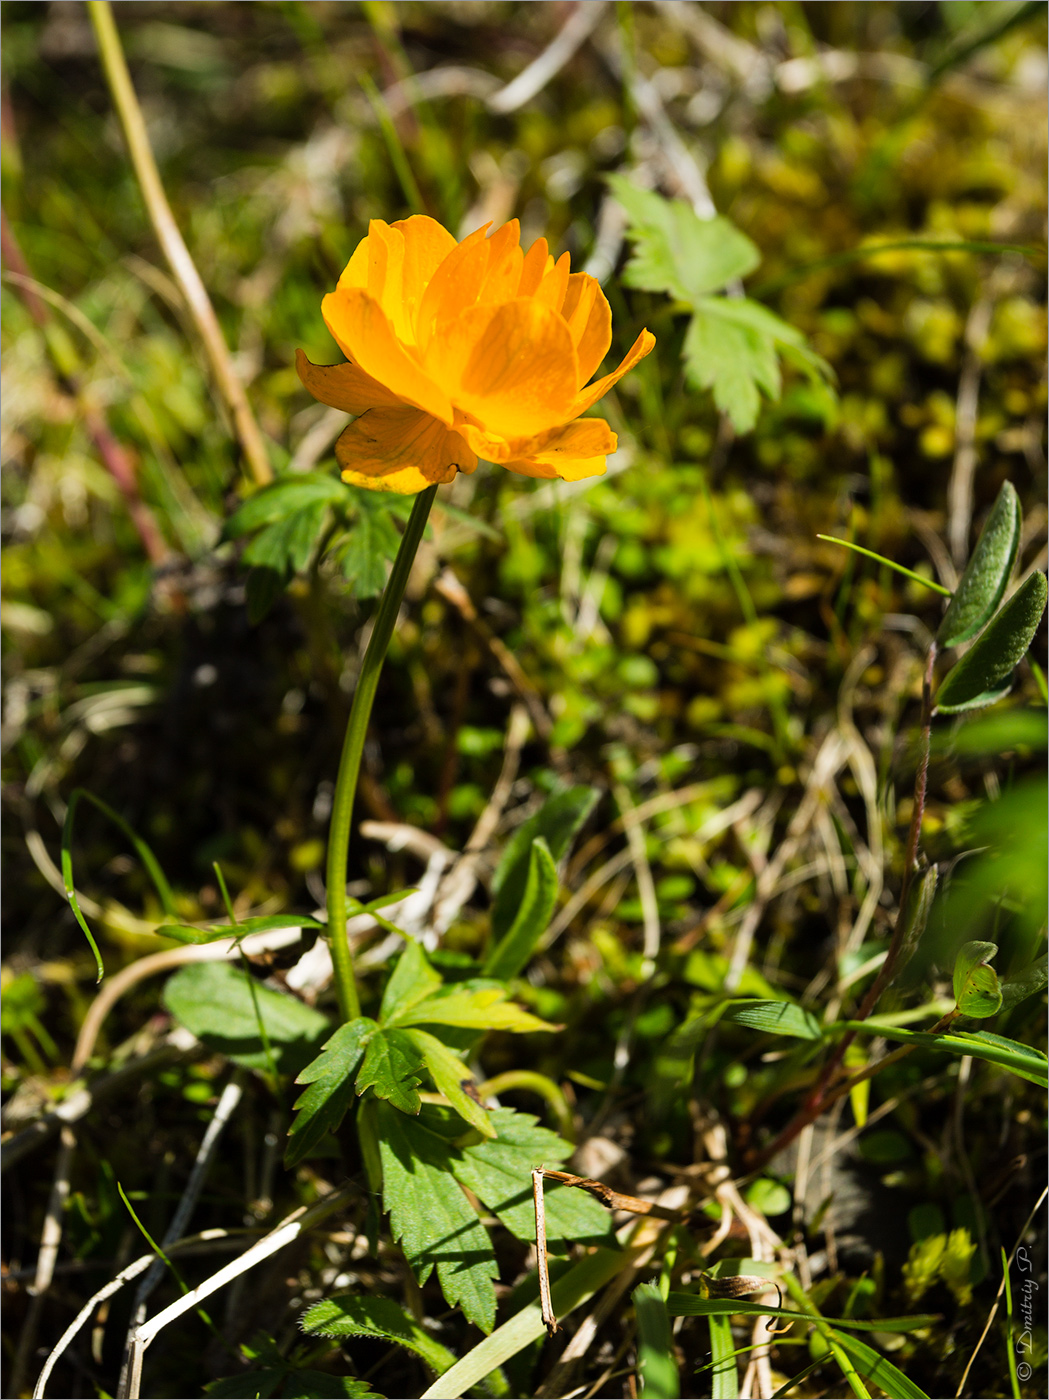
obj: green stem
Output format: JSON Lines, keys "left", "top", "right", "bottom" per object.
{"left": 327, "top": 485, "right": 437, "bottom": 1022}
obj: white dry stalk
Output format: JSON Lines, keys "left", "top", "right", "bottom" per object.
{"left": 613, "top": 782, "right": 661, "bottom": 970}
{"left": 487, "top": 1, "right": 610, "bottom": 114}
{"left": 120, "top": 1184, "right": 355, "bottom": 1399}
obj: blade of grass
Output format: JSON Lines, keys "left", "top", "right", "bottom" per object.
{"left": 633, "top": 1283, "right": 679, "bottom": 1399}
{"left": 818, "top": 535, "right": 953, "bottom": 596}
{"left": 708, "top": 1312, "right": 738, "bottom": 1399}
{"left": 1002, "top": 1248, "right": 1021, "bottom": 1400}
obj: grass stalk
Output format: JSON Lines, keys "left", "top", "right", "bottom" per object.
{"left": 85, "top": 1, "right": 272, "bottom": 488}
{"left": 326, "top": 484, "right": 438, "bottom": 1022}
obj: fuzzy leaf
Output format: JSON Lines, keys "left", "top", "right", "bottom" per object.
{"left": 404, "top": 1028, "right": 495, "bottom": 1138}
{"left": 607, "top": 175, "right": 760, "bottom": 300}
{"left": 452, "top": 1108, "right": 613, "bottom": 1249}
{"left": 376, "top": 1102, "right": 498, "bottom": 1332}
{"left": 163, "top": 961, "right": 329, "bottom": 1074}
{"left": 937, "top": 481, "right": 1022, "bottom": 647}
{"left": 286, "top": 1018, "right": 376, "bottom": 1167}
{"left": 723, "top": 999, "right": 824, "bottom": 1041}
{"left": 490, "top": 785, "right": 598, "bottom": 942}
{"left": 936, "top": 571, "right": 1048, "bottom": 713}
{"left": 355, "top": 1028, "right": 425, "bottom": 1115}
{"left": 301, "top": 1293, "right": 456, "bottom": 1377}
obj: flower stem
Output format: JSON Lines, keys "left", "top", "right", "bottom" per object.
{"left": 326, "top": 485, "right": 437, "bottom": 1022}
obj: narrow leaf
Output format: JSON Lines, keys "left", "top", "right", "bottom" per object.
{"left": 840, "top": 1021, "right": 1048, "bottom": 1087}
{"left": 485, "top": 839, "right": 559, "bottom": 979}
{"left": 666, "top": 1296, "right": 938, "bottom": 1331}
{"left": 301, "top": 1293, "right": 456, "bottom": 1377}
{"left": 723, "top": 999, "right": 824, "bottom": 1041}
{"left": 830, "top": 1329, "right": 931, "bottom": 1399}
{"left": 376, "top": 1102, "right": 498, "bottom": 1332}
{"left": 355, "top": 1028, "right": 425, "bottom": 1115}
{"left": 937, "top": 481, "right": 1022, "bottom": 647}
{"left": 286, "top": 1018, "right": 376, "bottom": 1167}
{"left": 936, "top": 571, "right": 1048, "bottom": 713}
{"left": 490, "top": 785, "right": 597, "bottom": 941}
{"left": 634, "top": 1283, "right": 680, "bottom": 1400}
{"left": 998, "top": 954, "right": 1048, "bottom": 1013}
{"left": 707, "top": 1313, "right": 738, "bottom": 1400}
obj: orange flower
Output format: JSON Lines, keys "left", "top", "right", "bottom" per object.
{"left": 296, "top": 216, "right": 655, "bottom": 493}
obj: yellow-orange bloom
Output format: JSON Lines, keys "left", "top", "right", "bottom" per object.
{"left": 296, "top": 216, "right": 655, "bottom": 494}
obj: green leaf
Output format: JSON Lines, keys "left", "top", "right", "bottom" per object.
{"left": 286, "top": 1018, "right": 376, "bottom": 1167}
{"left": 607, "top": 175, "right": 760, "bottom": 300}
{"left": 404, "top": 1028, "right": 494, "bottom": 1137}
{"left": 666, "top": 1296, "right": 938, "bottom": 1331}
{"left": 489, "top": 785, "right": 598, "bottom": 942}
{"left": 163, "top": 962, "right": 330, "bottom": 1074}
{"left": 723, "top": 999, "right": 824, "bottom": 1041}
{"left": 998, "top": 953, "right": 1048, "bottom": 1012}
{"left": 952, "top": 940, "right": 1003, "bottom": 1017}
{"left": 829, "top": 1330, "right": 930, "bottom": 1399}
{"left": 376, "top": 1101, "right": 499, "bottom": 1332}
{"left": 335, "top": 499, "right": 397, "bottom": 599}
{"left": 301, "top": 1293, "right": 456, "bottom": 1377}
{"left": 484, "top": 838, "right": 559, "bottom": 981}
{"left": 155, "top": 913, "right": 323, "bottom": 946}
{"left": 936, "top": 571, "right": 1048, "bottom": 713}
{"left": 391, "top": 984, "right": 556, "bottom": 1034}
{"left": 223, "top": 473, "right": 349, "bottom": 539}
{"left": 937, "top": 481, "right": 1022, "bottom": 647}
{"left": 707, "top": 1313, "right": 738, "bottom": 1400}
{"left": 243, "top": 500, "right": 328, "bottom": 574}
{"left": 633, "top": 1284, "right": 680, "bottom": 1400}
{"left": 891, "top": 867, "right": 939, "bottom": 987}
{"left": 245, "top": 566, "right": 284, "bottom": 624}
{"left": 379, "top": 939, "right": 443, "bottom": 1024}
{"left": 452, "top": 1108, "right": 612, "bottom": 1249}
{"left": 355, "top": 1028, "right": 425, "bottom": 1115}
{"left": 283, "top": 1378, "right": 384, "bottom": 1399}
{"left": 842, "top": 1020, "right": 1048, "bottom": 1087}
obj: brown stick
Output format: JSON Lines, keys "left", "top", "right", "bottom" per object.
{"left": 539, "top": 1169, "right": 684, "bottom": 1222}
{"left": 532, "top": 1169, "right": 559, "bottom": 1337}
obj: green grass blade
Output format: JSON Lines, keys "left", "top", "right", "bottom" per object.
{"left": 817, "top": 535, "right": 952, "bottom": 596}
{"left": 708, "top": 1312, "right": 738, "bottom": 1399}
{"left": 830, "top": 1329, "right": 930, "bottom": 1399}
{"left": 633, "top": 1283, "right": 679, "bottom": 1399}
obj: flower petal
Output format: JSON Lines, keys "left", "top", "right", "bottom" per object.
{"left": 477, "top": 220, "right": 523, "bottom": 305}
{"left": 416, "top": 223, "right": 492, "bottom": 350}
{"left": 337, "top": 220, "right": 414, "bottom": 343}
{"left": 295, "top": 348, "right": 404, "bottom": 414}
{"left": 562, "top": 273, "right": 612, "bottom": 386}
{"left": 391, "top": 215, "right": 457, "bottom": 341}
{"left": 534, "top": 250, "right": 571, "bottom": 313}
{"left": 336, "top": 407, "right": 477, "bottom": 494}
{"left": 571, "top": 328, "right": 656, "bottom": 415}
{"left": 427, "top": 298, "right": 579, "bottom": 440}
{"left": 504, "top": 417, "right": 616, "bottom": 482}
{"left": 518, "top": 237, "right": 549, "bottom": 296}
{"left": 323, "top": 289, "right": 453, "bottom": 425}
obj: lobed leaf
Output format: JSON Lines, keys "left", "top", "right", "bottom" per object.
{"left": 301, "top": 1293, "right": 456, "bottom": 1377}
{"left": 391, "top": 985, "right": 556, "bottom": 1035}
{"left": 937, "top": 481, "right": 1022, "bottom": 648}
{"left": 376, "top": 1102, "right": 499, "bottom": 1332}
{"left": 936, "top": 571, "right": 1047, "bottom": 713}
{"left": 286, "top": 1018, "right": 376, "bottom": 1167}
{"left": 223, "top": 473, "right": 349, "bottom": 539}
{"left": 355, "top": 1028, "right": 425, "bottom": 1115}
{"left": 404, "top": 1028, "right": 494, "bottom": 1138}
{"left": 379, "top": 938, "right": 442, "bottom": 1023}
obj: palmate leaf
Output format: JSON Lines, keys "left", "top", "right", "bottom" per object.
{"left": 286, "top": 1018, "right": 376, "bottom": 1167}
{"left": 452, "top": 1108, "right": 612, "bottom": 1250}
{"left": 243, "top": 500, "right": 328, "bottom": 574}
{"left": 404, "top": 1028, "right": 495, "bottom": 1137}
{"left": 355, "top": 1028, "right": 425, "bottom": 1115}
{"left": 380, "top": 938, "right": 443, "bottom": 1022}
{"left": 376, "top": 1102, "right": 499, "bottom": 1333}
{"left": 222, "top": 473, "right": 350, "bottom": 539}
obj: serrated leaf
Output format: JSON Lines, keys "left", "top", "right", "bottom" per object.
{"left": 607, "top": 175, "right": 760, "bottom": 300}
{"left": 283, "top": 1377, "right": 383, "bottom": 1399}
{"left": 243, "top": 500, "right": 328, "bottom": 574}
{"left": 376, "top": 1101, "right": 498, "bottom": 1332}
{"left": 936, "top": 571, "right": 1048, "bottom": 713}
{"left": 223, "top": 473, "right": 349, "bottom": 539}
{"left": 490, "top": 786, "right": 597, "bottom": 942}
{"left": 286, "top": 1018, "right": 376, "bottom": 1167}
{"left": 355, "top": 1028, "right": 425, "bottom": 1115}
{"left": 953, "top": 940, "right": 1000, "bottom": 1007}
{"left": 163, "top": 961, "right": 330, "bottom": 1074}
{"left": 301, "top": 1293, "right": 456, "bottom": 1377}
{"left": 634, "top": 1283, "right": 680, "bottom": 1400}
{"left": 380, "top": 939, "right": 443, "bottom": 1023}
{"left": 453, "top": 1108, "right": 612, "bottom": 1249}
{"left": 391, "top": 984, "right": 556, "bottom": 1035}
{"left": 998, "top": 954, "right": 1048, "bottom": 1012}
{"left": 938, "top": 482, "right": 1022, "bottom": 647}
{"left": 404, "top": 1028, "right": 494, "bottom": 1137}
{"left": 723, "top": 999, "right": 824, "bottom": 1041}
{"left": 484, "top": 838, "right": 559, "bottom": 981}
{"left": 829, "top": 1330, "right": 930, "bottom": 1399}
{"left": 337, "top": 509, "right": 389, "bottom": 599}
